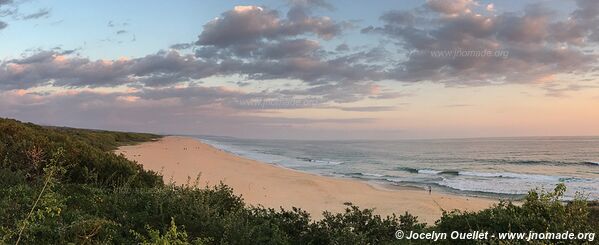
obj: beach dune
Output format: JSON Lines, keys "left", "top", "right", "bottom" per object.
{"left": 117, "top": 136, "right": 495, "bottom": 223}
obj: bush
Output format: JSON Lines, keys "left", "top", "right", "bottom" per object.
{"left": 434, "top": 184, "right": 598, "bottom": 244}
{"left": 0, "top": 118, "right": 162, "bottom": 188}
{"left": 0, "top": 118, "right": 597, "bottom": 244}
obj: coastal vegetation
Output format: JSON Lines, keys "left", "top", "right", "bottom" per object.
{"left": 0, "top": 118, "right": 597, "bottom": 244}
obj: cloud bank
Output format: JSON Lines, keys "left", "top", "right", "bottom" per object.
{"left": 362, "top": 0, "right": 599, "bottom": 85}
{"left": 1, "top": 0, "right": 598, "bottom": 138}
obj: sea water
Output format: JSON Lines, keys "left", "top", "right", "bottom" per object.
{"left": 196, "top": 136, "right": 599, "bottom": 200}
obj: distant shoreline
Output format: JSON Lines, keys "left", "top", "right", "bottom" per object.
{"left": 117, "top": 136, "right": 496, "bottom": 224}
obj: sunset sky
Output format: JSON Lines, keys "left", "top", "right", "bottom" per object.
{"left": 1, "top": 0, "right": 598, "bottom": 139}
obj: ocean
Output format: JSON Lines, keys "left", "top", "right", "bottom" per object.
{"left": 196, "top": 136, "right": 599, "bottom": 200}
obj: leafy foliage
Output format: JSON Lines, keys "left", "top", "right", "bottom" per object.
{"left": 0, "top": 118, "right": 597, "bottom": 244}
{"left": 434, "top": 184, "right": 598, "bottom": 244}
{"left": 0, "top": 118, "right": 162, "bottom": 188}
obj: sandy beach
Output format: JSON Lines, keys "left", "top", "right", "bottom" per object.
{"left": 116, "top": 136, "right": 496, "bottom": 223}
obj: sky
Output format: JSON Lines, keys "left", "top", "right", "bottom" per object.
{"left": 1, "top": 0, "right": 598, "bottom": 140}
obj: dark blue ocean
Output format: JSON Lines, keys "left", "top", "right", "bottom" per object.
{"left": 197, "top": 136, "right": 599, "bottom": 200}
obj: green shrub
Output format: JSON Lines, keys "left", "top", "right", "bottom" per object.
{"left": 0, "top": 118, "right": 162, "bottom": 188}
{"left": 0, "top": 118, "right": 597, "bottom": 244}
{"left": 434, "top": 184, "right": 597, "bottom": 244}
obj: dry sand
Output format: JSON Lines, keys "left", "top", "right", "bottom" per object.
{"left": 116, "top": 136, "right": 496, "bottom": 224}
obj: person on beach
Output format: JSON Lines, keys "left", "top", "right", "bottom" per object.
{"left": 428, "top": 185, "right": 432, "bottom": 195}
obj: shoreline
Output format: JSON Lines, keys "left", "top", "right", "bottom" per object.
{"left": 117, "top": 136, "right": 497, "bottom": 224}
{"left": 201, "top": 141, "right": 436, "bottom": 194}
{"left": 198, "top": 138, "right": 525, "bottom": 202}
